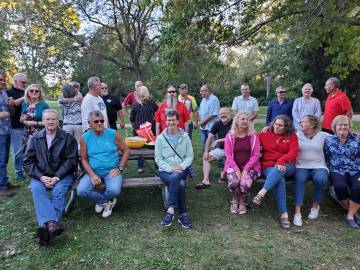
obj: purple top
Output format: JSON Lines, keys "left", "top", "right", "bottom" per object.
{"left": 234, "top": 136, "right": 251, "bottom": 169}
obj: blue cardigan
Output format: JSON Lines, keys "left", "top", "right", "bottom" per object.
{"left": 21, "top": 101, "right": 50, "bottom": 121}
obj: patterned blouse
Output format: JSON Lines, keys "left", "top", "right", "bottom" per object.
{"left": 324, "top": 133, "right": 360, "bottom": 176}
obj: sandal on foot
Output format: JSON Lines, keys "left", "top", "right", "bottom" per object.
{"left": 195, "top": 182, "right": 211, "bottom": 189}
{"left": 230, "top": 200, "right": 238, "bottom": 214}
{"left": 252, "top": 193, "right": 264, "bottom": 206}
{"left": 279, "top": 217, "right": 291, "bottom": 229}
{"left": 238, "top": 204, "right": 247, "bottom": 215}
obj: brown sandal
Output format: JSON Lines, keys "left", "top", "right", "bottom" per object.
{"left": 252, "top": 193, "right": 264, "bottom": 206}
{"left": 279, "top": 217, "right": 291, "bottom": 229}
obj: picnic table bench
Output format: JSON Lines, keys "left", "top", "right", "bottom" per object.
{"left": 64, "top": 148, "right": 168, "bottom": 214}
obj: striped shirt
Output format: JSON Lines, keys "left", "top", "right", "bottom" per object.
{"left": 130, "top": 99, "right": 158, "bottom": 134}
{"left": 292, "top": 97, "right": 321, "bottom": 130}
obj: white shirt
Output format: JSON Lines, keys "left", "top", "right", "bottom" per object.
{"left": 81, "top": 93, "right": 109, "bottom": 131}
{"left": 231, "top": 95, "right": 259, "bottom": 117}
{"left": 296, "top": 131, "right": 331, "bottom": 171}
{"left": 292, "top": 97, "right": 322, "bottom": 130}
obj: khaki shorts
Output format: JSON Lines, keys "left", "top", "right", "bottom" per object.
{"left": 209, "top": 148, "right": 225, "bottom": 160}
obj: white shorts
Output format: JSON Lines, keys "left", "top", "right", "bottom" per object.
{"left": 209, "top": 148, "right": 225, "bottom": 160}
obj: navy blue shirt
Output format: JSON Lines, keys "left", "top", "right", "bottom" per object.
{"left": 266, "top": 99, "right": 293, "bottom": 125}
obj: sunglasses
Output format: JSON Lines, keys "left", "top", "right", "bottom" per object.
{"left": 278, "top": 91, "right": 286, "bottom": 94}
{"left": 93, "top": 119, "right": 105, "bottom": 124}
{"left": 20, "top": 81, "right": 28, "bottom": 85}
{"left": 29, "top": 89, "right": 40, "bottom": 93}
{"left": 167, "top": 90, "right": 176, "bottom": 93}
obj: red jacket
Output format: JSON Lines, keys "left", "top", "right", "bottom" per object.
{"left": 259, "top": 131, "right": 298, "bottom": 170}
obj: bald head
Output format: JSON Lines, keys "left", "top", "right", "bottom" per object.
{"left": 13, "top": 73, "right": 28, "bottom": 90}
{"left": 135, "top": 81, "right": 144, "bottom": 91}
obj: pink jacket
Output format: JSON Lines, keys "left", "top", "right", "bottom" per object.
{"left": 224, "top": 131, "right": 261, "bottom": 175}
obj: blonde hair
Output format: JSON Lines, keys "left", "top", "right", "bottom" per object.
{"left": 24, "top": 84, "right": 46, "bottom": 104}
{"left": 331, "top": 115, "right": 352, "bottom": 132}
{"left": 231, "top": 112, "right": 255, "bottom": 136}
{"left": 136, "top": 86, "right": 150, "bottom": 104}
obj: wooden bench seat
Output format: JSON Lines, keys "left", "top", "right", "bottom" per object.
{"left": 64, "top": 176, "right": 168, "bottom": 214}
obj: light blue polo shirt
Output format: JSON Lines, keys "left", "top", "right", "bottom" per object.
{"left": 199, "top": 94, "right": 220, "bottom": 131}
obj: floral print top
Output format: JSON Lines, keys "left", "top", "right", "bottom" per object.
{"left": 324, "top": 133, "right": 360, "bottom": 176}
{"left": 22, "top": 106, "right": 42, "bottom": 150}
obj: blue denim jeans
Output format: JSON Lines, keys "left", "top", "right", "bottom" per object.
{"left": 0, "top": 134, "right": 11, "bottom": 189}
{"left": 30, "top": 175, "right": 73, "bottom": 225}
{"left": 262, "top": 163, "right": 296, "bottom": 214}
{"left": 159, "top": 171, "right": 187, "bottom": 214}
{"left": 10, "top": 128, "right": 24, "bottom": 177}
{"left": 330, "top": 172, "right": 360, "bottom": 204}
{"left": 294, "top": 168, "right": 328, "bottom": 206}
{"left": 188, "top": 122, "right": 194, "bottom": 141}
{"left": 77, "top": 172, "right": 123, "bottom": 204}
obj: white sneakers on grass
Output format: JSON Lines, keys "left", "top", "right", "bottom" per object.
{"left": 293, "top": 207, "right": 320, "bottom": 226}
{"left": 308, "top": 207, "right": 319, "bottom": 220}
{"left": 95, "top": 198, "right": 117, "bottom": 218}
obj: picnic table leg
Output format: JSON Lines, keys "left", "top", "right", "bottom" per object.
{"left": 161, "top": 185, "right": 169, "bottom": 208}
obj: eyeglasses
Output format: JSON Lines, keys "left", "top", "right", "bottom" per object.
{"left": 29, "top": 89, "right": 40, "bottom": 93}
{"left": 93, "top": 119, "right": 105, "bottom": 124}
{"left": 101, "top": 87, "right": 108, "bottom": 90}
{"left": 167, "top": 91, "right": 176, "bottom": 93}
{"left": 278, "top": 91, "right": 286, "bottom": 94}
{"left": 20, "top": 81, "right": 28, "bottom": 85}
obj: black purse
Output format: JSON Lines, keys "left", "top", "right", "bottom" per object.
{"left": 162, "top": 134, "right": 195, "bottom": 179}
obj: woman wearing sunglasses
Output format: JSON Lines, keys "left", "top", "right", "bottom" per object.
{"left": 20, "top": 84, "right": 49, "bottom": 151}
{"left": 77, "top": 111, "right": 129, "bottom": 218}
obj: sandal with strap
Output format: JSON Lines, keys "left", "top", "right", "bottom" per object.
{"left": 238, "top": 203, "right": 247, "bottom": 215}
{"left": 279, "top": 217, "right": 291, "bottom": 230}
{"left": 252, "top": 193, "right": 264, "bottom": 206}
{"left": 230, "top": 200, "right": 238, "bottom": 214}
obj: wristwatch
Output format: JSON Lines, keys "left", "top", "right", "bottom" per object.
{"left": 118, "top": 166, "right": 124, "bottom": 172}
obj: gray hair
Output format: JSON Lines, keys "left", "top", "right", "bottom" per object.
{"left": 62, "top": 83, "right": 75, "bottom": 98}
{"left": 13, "top": 72, "right": 26, "bottom": 81}
{"left": 136, "top": 86, "right": 150, "bottom": 104}
{"left": 42, "top": 109, "right": 58, "bottom": 120}
{"left": 166, "top": 109, "right": 179, "bottom": 120}
{"left": 87, "top": 77, "right": 100, "bottom": 90}
{"left": 301, "top": 83, "right": 313, "bottom": 94}
{"left": 87, "top": 111, "right": 104, "bottom": 122}
{"left": 276, "top": 85, "right": 286, "bottom": 92}
{"left": 327, "top": 77, "right": 340, "bottom": 88}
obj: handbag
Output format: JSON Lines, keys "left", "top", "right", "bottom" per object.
{"left": 162, "top": 134, "right": 195, "bottom": 179}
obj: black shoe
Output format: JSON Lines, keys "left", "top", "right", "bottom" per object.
{"left": 37, "top": 225, "right": 50, "bottom": 246}
{"left": 0, "top": 188, "right": 15, "bottom": 197}
{"left": 7, "top": 182, "right": 20, "bottom": 189}
{"left": 47, "top": 221, "right": 65, "bottom": 239}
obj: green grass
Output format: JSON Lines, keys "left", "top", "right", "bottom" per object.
{"left": 1, "top": 114, "right": 360, "bottom": 269}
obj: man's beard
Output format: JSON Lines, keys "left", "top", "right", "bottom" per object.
{"left": 166, "top": 96, "right": 177, "bottom": 110}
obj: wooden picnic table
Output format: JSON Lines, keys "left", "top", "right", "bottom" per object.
{"left": 64, "top": 146, "right": 168, "bottom": 214}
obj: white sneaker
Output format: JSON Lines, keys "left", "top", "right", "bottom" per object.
{"left": 95, "top": 203, "right": 106, "bottom": 213}
{"left": 308, "top": 207, "right": 319, "bottom": 220}
{"left": 293, "top": 213, "right": 303, "bottom": 226}
{"left": 102, "top": 198, "right": 117, "bottom": 218}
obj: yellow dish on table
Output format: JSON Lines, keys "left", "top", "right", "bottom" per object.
{"left": 125, "top": 136, "right": 147, "bottom": 149}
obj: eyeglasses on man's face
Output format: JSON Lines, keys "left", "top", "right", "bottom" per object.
{"left": 93, "top": 119, "right": 105, "bottom": 124}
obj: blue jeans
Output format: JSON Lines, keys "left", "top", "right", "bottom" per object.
{"left": 188, "top": 122, "right": 194, "bottom": 141}
{"left": 262, "top": 163, "right": 296, "bottom": 214}
{"left": 294, "top": 168, "right": 328, "bottom": 206}
{"left": 77, "top": 173, "right": 123, "bottom": 204}
{"left": 10, "top": 128, "right": 24, "bottom": 177}
{"left": 159, "top": 171, "right": 187, "bottom": 214}
{"left": 330, "top": 172, "right": 360, "bottom": 203}
{"left": 30, "top": 175, "right": 73, "bottom": 225}
{"left": 0, "top": 134, "right": 11, "bottom": 189}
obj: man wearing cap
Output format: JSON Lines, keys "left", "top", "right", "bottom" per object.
{"left": 265, "top": 85, "right": 293, "bottom": 126}
{"left": 178, "top": 83, "right": 199, "bottom": 140}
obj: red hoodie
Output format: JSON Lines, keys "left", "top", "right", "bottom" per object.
{"left": 259, "top": 131, "right": 299, "bottom": 170}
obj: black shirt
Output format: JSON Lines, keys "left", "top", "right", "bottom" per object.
{"left": 210, "top": 119, "right": 233, "bottom": 149}
{"left": 6, "top": 86, "right": 24, "bottom": 129}
{"left": 130, "top": 99, "right": 158, "bottom": 135}
{"left": 102, "top": 95, "right": 122, "bottom": 129}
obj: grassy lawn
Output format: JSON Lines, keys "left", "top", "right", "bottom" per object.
{"left": 1, "top": 115, "right": 360, "bottom": 269}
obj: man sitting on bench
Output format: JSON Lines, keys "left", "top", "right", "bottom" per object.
{"left": 196, "top": 107, "right": 233, "bottom": 189}
{"left": 24, "top": 109, "right": 78, "bottom": 246}
{"left": 77, "top": 111, "right": 129, "bottom": 218}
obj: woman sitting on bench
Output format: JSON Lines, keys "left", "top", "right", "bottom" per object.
{"left": 224, "top": 112, "right": 260, "bottom": 215}
{"left": 76, "top": 111, "right": 129, "bottom": 218}
{"left": 324, "top": 115, "right": 360, "bottom": 229}
{"left": 155, "top": 109, "right": 194, "bottom": 229}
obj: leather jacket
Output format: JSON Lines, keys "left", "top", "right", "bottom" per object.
{"left": 24, "top": 128, "right": 78, "bottom": 180}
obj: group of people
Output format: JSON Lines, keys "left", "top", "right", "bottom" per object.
{"left": 0, "top": 68, "right": 359, "bottom": 247}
